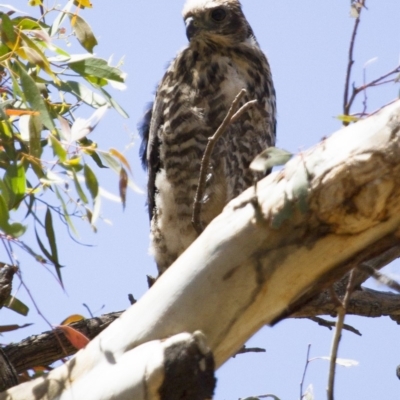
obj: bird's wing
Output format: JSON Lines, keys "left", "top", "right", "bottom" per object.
{"left": 139, "top": 95, "right": 165, "bottom": 222}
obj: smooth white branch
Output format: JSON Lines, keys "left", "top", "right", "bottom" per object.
{"left": 3, "top": 101, "right": 400, "bottom": 400}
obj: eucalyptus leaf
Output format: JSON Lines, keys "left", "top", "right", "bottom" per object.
{"left": 68, "top": 57, "right": 125, "bottom": 83}
{"left": 17, "top": 62, "right": 55, "bottom": 131}
{"left": 52, "top": 80, "right": 107, "bottom": 108}
{"left": 250, "top": 147, "right": 293, "bottom": 173}
{"left": 70, "top": 14, "right": 98, "bottom": 53}
{"left": 4, "top": 296, "right": 29, "bottom": 316}
{"left": 83, "top": 164, "right": 99, "bottom": 199}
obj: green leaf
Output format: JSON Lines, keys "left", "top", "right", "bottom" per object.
{"left": 83, "top": 164, "right": 98, "bottom": 199}
{"left": 68, "top": 57, "right": 125, "bottom": 83}
{"left": 29, "top": 114, "right": 42, "bottom": 158}
{"left": 0, "top": 193, "right": 26, "bottom": 237}
{"left": 4, "top": 163, "right": 26, "bottom": 207}
{"left": 9, "top": 67, "right": 24, "bottom": 99}
{"left": 54, "top": 186, "right": 78, "bottom": 236}
{"left": 29, "top": 158, "right": 45, "bottom": 180}
{"left": 0, "top": 323, "right": 33, "bottom": 333}
{"left": 100, "top": 87, "right": 129, "bottom": 118}
{"left": 0, "top": 43, "right": 10, "bottom": 58}
{"left": 36, "top": 212, "right": 63, "bottom": 283}
{"left": 72, "top": 170, "right": 88, "bottom": 204}
{"left": 250, "top": 147, "right": 293, "bottom": 173}
{"left": 69, "top": 14, "right": 98, "bottom": 53}
{"left": 0, "top": 193, "right": 10, "bottom": 227}
{"left": 16, "top": 17, "right": 42, "bottom": 30}
{"left": 52, "top": 80, "right": 107, "bottom": 108}
{"left": 4, "top": 296, "right": 29, "bottom": 316}
{"left": 19, "top": 31, "right": 56, "bottom": 79}
{"left": 99, "top": 151, "right": 121, "bottom": 173}
{"left": 0, "top": 103, "right": 14, "bottom": 139}
{"left": 88, "top": 151, "right": 108, "bottom": 168}
{"left": 5, "top": 222, "right": 26, "bottom": 238}
{"left": 49, "top": 134, "right": 67, "bottom": 162}
{"left": 0, "top": 13, "right": 17, "bottom": 47}
{"left": 45, "top": 208, "right": 59, "bottom": 267}
{"left": 35, "top": 228, "right": 53, "bottom": 261}
{"left": 0, "top": 179, "right": 10, "bottom": 207}
{"left": 17, "top": 62, "right": 55, "bottom": 131}
{"left": 85, "top": 75, "right": 108, "bottom": 87}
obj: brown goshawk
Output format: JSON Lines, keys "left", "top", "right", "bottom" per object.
{"left": 140, "top": 0, "right": 276, "bottom": 274}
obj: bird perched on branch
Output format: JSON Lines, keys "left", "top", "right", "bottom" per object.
{"left": 140, "top": 0, "right": 276, "bottom": 274}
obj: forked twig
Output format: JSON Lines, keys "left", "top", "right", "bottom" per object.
{"left": 343, "top": 0, "right": 366, "bottom": 124}
{"left": 343, "top": 0, "right": 400, "bottom": 124}
{"left": 192, "top": 89, "right": 257, "bottom": 234}
{"left": 347, "top": 64, "right": 400, "bottom": 119}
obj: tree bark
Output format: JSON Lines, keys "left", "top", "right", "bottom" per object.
{"left": 2, "top": 100, "right": 400, "bottom": 399}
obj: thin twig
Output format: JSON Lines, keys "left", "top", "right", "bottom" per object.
{"left": 192, "top": 89, "right": 257, "bottom": 234}
{"left": 357, "top": 264, "right": 400, "bottom": 293}
{"left": 346, "top": 65, "right": 400, "bottom": 116}
{"left": 327, "top": 269, "right": 357, "bottom": 400}
{"left": 308, "top": 317, "right": 361, "bottom": 336}
{"left": 1, "top": 238, "right": 71, "bottom": 368}
{"left": 361, "top": 63, "right": 368, "bottom": 116}
{"left": 234, "top": 345, "right": 266, "bottom": 357}
{"left": 300, "top": 344, "right": 311, "bottom": 400}
{"left": 343, "top": 1, "right": 366, "bottom": 124}
{"left": 39, "top": 5, "right": 46, "bottom": 24}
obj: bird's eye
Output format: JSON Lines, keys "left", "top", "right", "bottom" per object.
{"left": 211, "top": 8, "right": 227, "bottom": 22}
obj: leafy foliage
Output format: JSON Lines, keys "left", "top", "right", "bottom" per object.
{"left": 0, "top": 1, "right": 132, "bottom": 314}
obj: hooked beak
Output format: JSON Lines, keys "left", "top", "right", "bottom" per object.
{"left": 185, "top": 17, "right": 198, "bottom": 41}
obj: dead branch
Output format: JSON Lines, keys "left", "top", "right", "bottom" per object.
{"left": 192, "top": 89, "right": 257, "bottom": 234}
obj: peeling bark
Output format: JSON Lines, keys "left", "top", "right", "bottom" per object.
{"left": 2, "top": 101, "right": 400, "bottom": 400}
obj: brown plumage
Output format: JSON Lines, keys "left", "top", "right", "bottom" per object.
{"left": 140, "top": 0, "right": 276, "bottom": 274}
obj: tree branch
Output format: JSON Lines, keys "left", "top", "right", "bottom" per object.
{"left": 343, "top": 0, "right": 366, "bottom": 122}
{"left": 3, "top": 101, "right": 400, "bottom": 399}
{"left": 3, "top": 311, "right": 122, "bottom": 373}
{"left": 192, "top": 89, "right": 257, "bottom": 234}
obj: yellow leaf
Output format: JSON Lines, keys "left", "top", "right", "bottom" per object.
{"left": 60, "top": 314, "right": 85, "bottom": 325}
{"left": 74, "top": 0, "right": 93, "bottom": 8}
{"left": 28, "top": 0, "right": 43, "bottom": 6}
{"left": 70, "top": 14, "right": 77, "bottom": 27}
{"left": 336, "top": 114, "right": 359, "bottom": 123}
{"left": 109, "top": 148, "right": 132, "bottom": 175}
{"left": 63, "top": 156, "right": 82, "bottom": 166}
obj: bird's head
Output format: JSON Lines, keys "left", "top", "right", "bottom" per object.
{"left": 182, "top": 0, "right": 254, "bottom": 46}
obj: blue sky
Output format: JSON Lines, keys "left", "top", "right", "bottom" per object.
{"left": 4, "top": 1, "right": 400, "bottom": 399}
